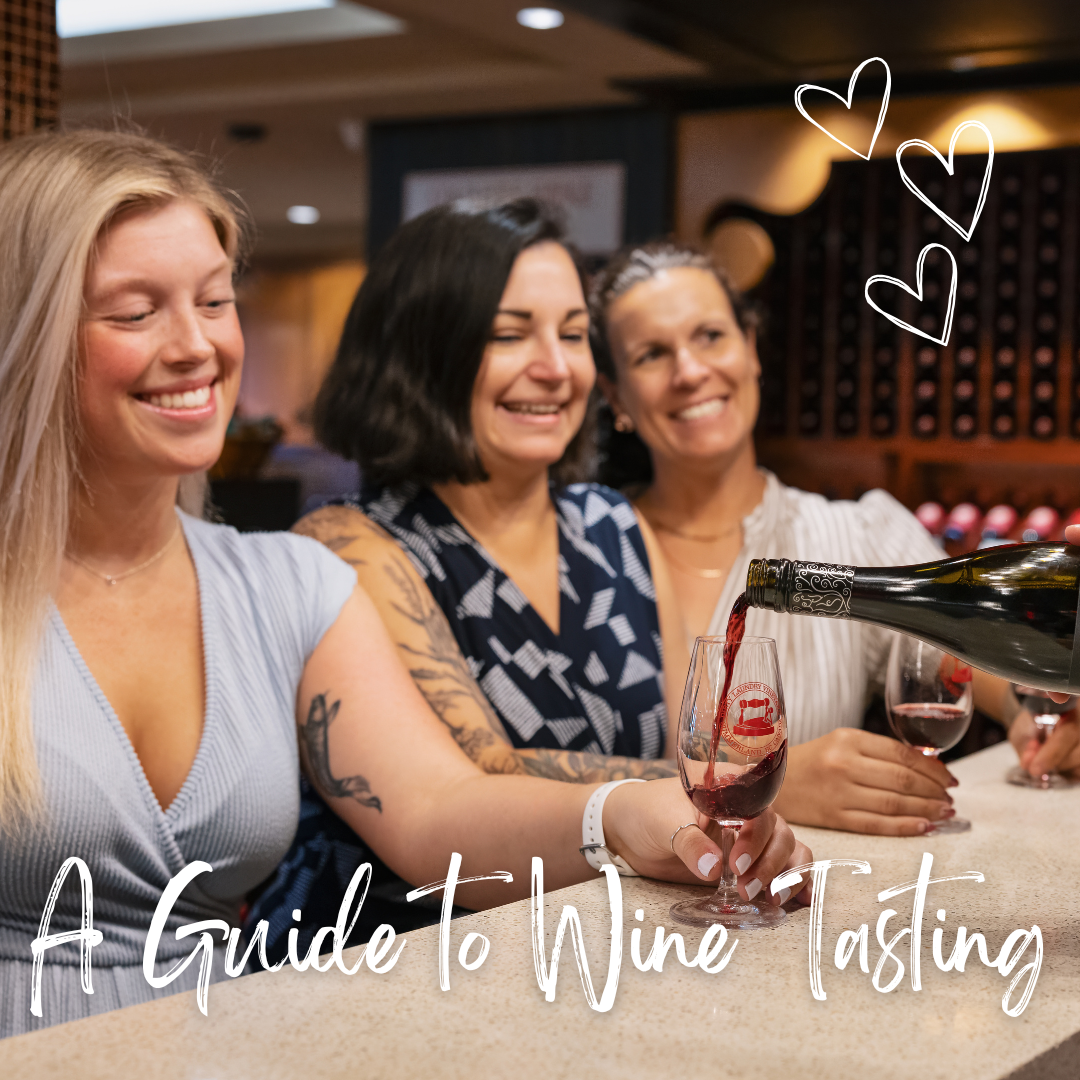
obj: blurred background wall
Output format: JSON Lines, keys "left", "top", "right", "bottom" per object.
{"left": 13, "top": 0, "right": 1080, "bottom": 530}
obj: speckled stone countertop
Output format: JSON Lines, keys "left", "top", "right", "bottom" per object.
{"left": 2, "top": 741, "right": 1077, "bottom": 1079}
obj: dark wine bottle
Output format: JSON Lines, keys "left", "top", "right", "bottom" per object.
{"left": 745, "top": 543, "right": 1080, "bottom": 693}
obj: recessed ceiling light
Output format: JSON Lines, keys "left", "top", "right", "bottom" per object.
{"left": 516, "top": 8, "right": 564, "bottom": 30}
{"left": 57, "top": 0, "right": 334, "bottom": 38}
{"left": 287, "top": 205, "right": 321, "bottom": 225}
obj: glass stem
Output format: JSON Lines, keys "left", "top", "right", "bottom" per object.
{"left": 715, "top": 822, "right": 742, "bottom": 900}
{"left": 1034, "top": 714, "right": 1058, "bottom": 784}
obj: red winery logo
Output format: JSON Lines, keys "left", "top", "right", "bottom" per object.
{"left": 720, "top": 681, "right": 784, "bottom": 757}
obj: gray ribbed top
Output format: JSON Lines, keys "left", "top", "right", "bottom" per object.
{"left": 0, "top": 513, "right": 356, "bottom": 1038}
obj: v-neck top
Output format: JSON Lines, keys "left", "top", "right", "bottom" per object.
{"left": 352, "top": 481, "right": 667, "bottom": 757}
{"left": 0, "top": 512, "right": 356, "bottom": 1039}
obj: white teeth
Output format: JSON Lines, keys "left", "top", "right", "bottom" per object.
{"left": 502, "top": 402, "right": 560, "bottom": 414}
{"left": 676, "top": 398, "right": 726, "bottom": 421}
{"left": 146, "top": 386, "right": 212, "bottom": 410}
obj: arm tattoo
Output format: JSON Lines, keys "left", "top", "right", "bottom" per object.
{"left": 383, "top": 559, "right": 510, "bottom": 750}
{"left": 518, "top": 750, "right": 679, "bottom": 783}
{"left": 294, "top": 506, "right": 676, "bottom": 784}
{"left": 300, "top": 692, "right": 383, "bottom": 812}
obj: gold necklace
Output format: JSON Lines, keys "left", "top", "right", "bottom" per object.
{"left": 651, "top": 519, "right": 743, "bottom": 543}
{"left": 66, "top": 524, "right": 181, "bottom": 587}
{"left": 652, "top": 531, "right": 743, "bottom": 580}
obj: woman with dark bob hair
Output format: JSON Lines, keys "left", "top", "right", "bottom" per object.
{"left": 252, "top": 202, "right": 695, "bottom": 946}
{"left": 305, "top": 200, "right": 688, "bottom": 777}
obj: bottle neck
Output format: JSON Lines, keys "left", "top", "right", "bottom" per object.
{"left": 747, "top": 558, "right": 856, "bottom": 618}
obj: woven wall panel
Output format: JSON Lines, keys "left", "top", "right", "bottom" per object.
{"left": 2, "top": 0, "right": 58, "bottom": 142}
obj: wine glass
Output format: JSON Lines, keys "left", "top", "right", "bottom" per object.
{"left": 1006, "top": 688, "right": 1079, "bottom": 789}
{"left": 885, "top": 634, "right": 974, "bottom": 833}
{"left": 670, "top": 635, "right": 788, "bottom": 930}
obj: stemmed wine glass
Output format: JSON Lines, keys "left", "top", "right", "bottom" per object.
{"left": 885, "top": 634, "right": 974, "bottom": 833}
{"left": 1006, "top": 688, "right": 1079, "bottom": 789}
{"left": 670, "top": 635, "right": 789, "bottom": 930}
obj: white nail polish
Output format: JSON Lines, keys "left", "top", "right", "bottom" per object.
{"left": 745, "top": 878, "right": 762, "bottom": 900}
{"left": 735, "top": 853, "right": 752, "bottom": 875}
{"left": 777, "top": 886, "right": 792, "bottom": 905}
{"left": 697, "top": 852, "right": 720, "bottom": 878}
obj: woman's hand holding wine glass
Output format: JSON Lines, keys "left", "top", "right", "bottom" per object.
{"left": 602, "top": 781, "right": 813, "bottom": 901}
{"left": 885, "top": 636, "right": 974, "bottom": 833}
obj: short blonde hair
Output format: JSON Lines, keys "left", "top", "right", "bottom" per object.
{"left": 0, "top": 128, "right": 243, "bottom": 824}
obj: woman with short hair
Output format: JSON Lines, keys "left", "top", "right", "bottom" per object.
{"left": 590, "top": 240, "right": 1017, "bottom": 836}
{"left": 302, "top": 201, "right": 688, "bottom": 780}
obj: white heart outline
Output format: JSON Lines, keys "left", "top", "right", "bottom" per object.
{"left": 794, "top": 56, "right": 892, "bottom": 161}
{"left": 896, "top": 121, "right": 995, "bottom": 242}
{"left": 864, "top": 243, "right": 958, "bottom": 346}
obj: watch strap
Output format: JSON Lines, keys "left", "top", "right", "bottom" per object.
{"left": 580, "top": 779, "right": 646, "bottom": 877}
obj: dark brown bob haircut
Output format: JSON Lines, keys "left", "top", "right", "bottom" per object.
{"left": 315, "top": 197, "right": 595, "bottom": 489}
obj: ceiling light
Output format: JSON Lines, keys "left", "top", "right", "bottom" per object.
{"left": 516, "top": 8, "right": 564, "bottom": 30}
{"left": 287, "top": 205, "right": 321, "bottom": 225}
{"left": 949, "top": 55, "right": 978, "bottom": 72}
{"left": 57, "top": 0, "right": 334, "bottom": 38}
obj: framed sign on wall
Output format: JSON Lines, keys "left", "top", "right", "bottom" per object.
{"left": 368, "top": 108, "right": 671, "bottom": 257}
{"left": 402, "top": 160, "right": 626, "bottom": 255}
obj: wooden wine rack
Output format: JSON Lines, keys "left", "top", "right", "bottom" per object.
{"left": 742, "top": 147, "right": 1080, "bottom": 511}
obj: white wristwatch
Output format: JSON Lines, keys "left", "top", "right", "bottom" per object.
{"left": 579, "top": 779, "right": 645, "bottom": 876}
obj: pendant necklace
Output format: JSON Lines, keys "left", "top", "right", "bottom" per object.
{"left": 66, "top": 523, "right": 181, "bottom": 587}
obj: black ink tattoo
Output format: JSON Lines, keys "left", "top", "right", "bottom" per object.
{"left": 294, "top": 506, "right": 678, "bottom": 785}
{"left": 384, "top": 560, "right": 510, "bottom": 752}
{"left": 519, "top": 750, "right": 679, "bottom": 783}
{"left": 301, "top": 692, "right": 382, "bottom": 812}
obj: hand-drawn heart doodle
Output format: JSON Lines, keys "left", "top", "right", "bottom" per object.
{"left": 794, "top": 56, "right": 891, "bottom": 161}
{"left": 896, "top": 121, "right": 994, "bottom": 242}
{"left": 864, "top": 243, "right": 957, "bottom": 346}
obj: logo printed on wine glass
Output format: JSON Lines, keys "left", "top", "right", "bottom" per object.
{"left": 720, "top": 681, "right": 784, "bottom": 758}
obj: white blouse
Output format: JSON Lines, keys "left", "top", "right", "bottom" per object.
{"left": 706, "top": 471, "right": 943, "bottom": 747}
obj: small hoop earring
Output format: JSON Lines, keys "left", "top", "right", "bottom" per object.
{"left": 614, "top": 413, "right": 635, "bottom": 434}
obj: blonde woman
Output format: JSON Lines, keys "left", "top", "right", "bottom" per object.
{"left": 0, "top": 131, "right": 811, "bottom": 1038}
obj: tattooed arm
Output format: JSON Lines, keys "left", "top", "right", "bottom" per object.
{"left": 294, "top": 504, "right": 676, "bottom": 783}
{"left": 292, "top": 583, "right": 806, "bottom": 910}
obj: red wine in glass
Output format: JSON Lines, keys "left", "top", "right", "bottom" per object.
{"left": 887, "top": 702, "right": 970, "bottom": 755}
{"left": 885, "top": 635, "right": 974, "bottom": 833}
{"left": 671, "top": 601, "right": 789, "bottom": 930}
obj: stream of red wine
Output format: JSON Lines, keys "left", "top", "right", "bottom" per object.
{"left": 696, "top": 592, "right": 787, "bottom": 820}
{"left": 704, "top": 593, "right": 749, "bottom": 789}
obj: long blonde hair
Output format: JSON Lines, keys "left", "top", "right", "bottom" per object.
{"left": 0, "top": 129, "right": 242, "bottom": 824}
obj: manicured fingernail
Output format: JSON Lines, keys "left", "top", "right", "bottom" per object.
{"left": 745, "top": 878, "right": 762, "bottom": 900}
{"left": 735, "top": 853, "right": 752, "bottom": 875}
{"left": 939, "top": 806, "right": 956, "bottom": 819}
{"left": 698, "top": 853, "right": 719, "bottom": 878}
{"left": 777, "top": 886, "right": 792, "bottom": 905}
{"left": 948, "top": 774, "right": 959, "bottom": 787}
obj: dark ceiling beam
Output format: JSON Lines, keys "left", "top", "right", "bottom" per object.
{"left": 560, "top": 0, "right": 790, "bottom": 80}
{"left": 614, "top": 57, "right": 1080, "bottom": 112}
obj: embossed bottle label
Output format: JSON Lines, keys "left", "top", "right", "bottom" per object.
{"left": 789, "top": 562, "right": 856, "bottom": 618}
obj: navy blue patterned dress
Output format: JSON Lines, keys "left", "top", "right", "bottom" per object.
{"left": 358, "top": 481, "right": 668, "bottom": 756}
{"left": 247, "top": 482, "right": 666, "bottom": 956}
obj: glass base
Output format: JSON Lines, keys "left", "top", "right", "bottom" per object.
{"left": 1006, "top": 765, "right": 1080, "bottom": 790}
{"left": 669, "top": 891, "right": 786, "bottom": 930}
{"left": 926, "top": 815, "right": 971, "bottom": 834}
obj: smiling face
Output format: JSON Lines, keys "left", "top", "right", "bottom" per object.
{"left": 469, "top": 241, "right": 595, "bottom": 478}
{"left": 79, "top": 198, "right": 242, "bottom": 487}
{"left": 601, "top": 266, "right": 760, "bottom": 468}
